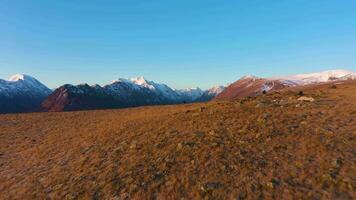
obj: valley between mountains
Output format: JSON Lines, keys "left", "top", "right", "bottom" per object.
{"left": 0, "top": 80, "right": 355, "bottom": 199}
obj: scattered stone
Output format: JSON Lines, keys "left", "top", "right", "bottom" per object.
{"left": 212, "top": 142, "right": 219, "bottom": 147}
{"left": 255, "top": 103, "right": 265, "bottom": 108}
{"left": 195, "top": 131, "right": 205, "bottom": 138}
{"left": 199, "top": 107, "right": 206, "bottom": 112}
{"left": 200, "top": 185, "right": 207, "bottom": 192}
{"left": 331, "top": 85, "right": 337, "bottom": 89}
{"left": 297, "top": 96, "right": 315, "bottom": 102}
{"left": 185, "top": 141, "right": 196, "bottom": 147}
{"left": 177, "top": 143, "right": 183, "bottom": 149}
{"left": 65, "top": 193, "right": 77, "bottom": 200}
{"left": 320, "top": 174, "right": 333, "bottom": 189}
{"left": 298, "top": 91, "right": 304, "bottom": 96}
{"left": 271, "top": 178, "right": 281, "bottom": 187}
{"left": 208, "top": 130, "right": 216, "bottom": 136}
{"left": 262, "top": 113, "right": 269, "bottom": 119}
{"left": 266, "top": 182, "right": 274, "bottom": 189}
{"left": 332, "top": 158, "right": 342, "bottom": 168}
{"left": 192, "top": 113, "right": 200, "bottom": 117}
{"left": 129, "top": 142, "right": 137, "bottom": 149}
{"left": 204, "top": 182, "right": 223, "bottom": 190}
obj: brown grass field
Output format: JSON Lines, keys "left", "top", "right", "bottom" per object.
{"left": 0, "top": 81, "right": 355, "bottom": 199}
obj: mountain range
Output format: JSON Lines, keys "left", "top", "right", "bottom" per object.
{"left": 41, "top": 77, "right": 226, "bottom": 112}
{"left": 0, "top": 69, "right": 355, "bottom": 113}
{"left": 0, "top": 75, "right": 224, "bottom": 113}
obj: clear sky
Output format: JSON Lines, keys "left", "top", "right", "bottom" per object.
{"left": 1, "top": 0, "right": 356, "bottom": 89}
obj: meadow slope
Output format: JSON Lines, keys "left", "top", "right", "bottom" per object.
{"left": 0, "top": 81, "right": 355, "bottom": 199}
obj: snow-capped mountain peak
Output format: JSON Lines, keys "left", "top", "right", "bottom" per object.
{"left": 111, "top": 77, "right": 153, "bottom": 89}
{"left": 241, "top": 75, "right": 259, "bottom": 80}
{"left": 8, "top": 74, "right": 45, "bottom": 85}
{"left": 130, "top": 76, "right": 156, "bottom": 90}
{"left": 7, "top": 74, "right": 50, "bottom": 91}
{"left": 9, "top": 74, "right": 29, "bottom": 82}
{"left": 0, "top": 74, "right": 52, "bottom": 113}
{"left": 107, "top": 77, "right": 181, "bottom": 101}
{"left": 179, "top": 87, "right": 203, "bottom": 92}
{"left": 130, "top": 76, "right": 148, "bottom": 85}
{"left": 1, "top": 74, "right": 51, "bottom": 94}
{"left": 206, "top": 86, "right": 225, "bottom": 95}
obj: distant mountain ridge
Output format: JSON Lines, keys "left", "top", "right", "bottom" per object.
{"left": 215, "top": 69, "right": 355, "bottom": 100}
{"left": 41, "top": 77, "right": 224, "bottom": 112}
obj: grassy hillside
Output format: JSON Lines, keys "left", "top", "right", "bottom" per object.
{"left": 0, "top": 81, "right": 355, "bottom": 199}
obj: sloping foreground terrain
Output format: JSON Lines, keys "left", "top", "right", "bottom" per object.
{"left": 0, "top": 81, "right": 355, "bottom": 199}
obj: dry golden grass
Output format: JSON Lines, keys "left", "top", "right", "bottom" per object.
{"left": 0, "top": 81, "right": 355, "bottom": 199}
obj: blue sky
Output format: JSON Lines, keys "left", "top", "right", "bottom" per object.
{"left": 1, "top": 0, "right": 356, "bottom": 89}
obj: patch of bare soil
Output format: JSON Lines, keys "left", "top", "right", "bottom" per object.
{"left": 0, "top": 81, "right": 355, "bottom": 199}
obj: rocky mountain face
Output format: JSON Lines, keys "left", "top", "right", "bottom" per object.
{"left": 0, "top": 74, "right": 51, "bottom": 113}
{"left": 41, "top": 84, "right": 122, "bottom": 112}
{"left": 41, "top": 77, "right": 224, "bottom": 112}
{"left": 214, "top": 76, "right": 287, "bottom": 100}
{"left": 215, "top": 70, "right": 355, "bottom": 100}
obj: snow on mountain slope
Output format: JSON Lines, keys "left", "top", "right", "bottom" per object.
{"left": 275, "top": 70, "right": 353, "bottom": 85}
{"left": 215, "top": 76, "right": 287, "bottom": 100}
{"left": 196, "top": 86, "right": 225, "bottom": 102}
{"left": 176, "top": 87, "right": 204, "bottom": 102}
{"left": 106, "top": 78, "right": 143, "bottom": 99}
{"left": 0, "top": 74, "right": 52, "bottom": 113}
{"left": 107, "top": 77, "right": 222, "bottom": 103}
{"left": 215, "top": 69, "right": 355, "bottom": 101}
{"left": 206, "top": 86, "right": 225, "bottom": 95}
{"left": 338, "top": 73, "right": 356, "bottom": 80}
{"left": 106, "top": 77, "right": 181, "bottom": 101}
{"left": 0, "top": 74, "right": 51, "bottom": 97}
{"left": 131, "top": 77, "right": 182, "bottom": 101}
